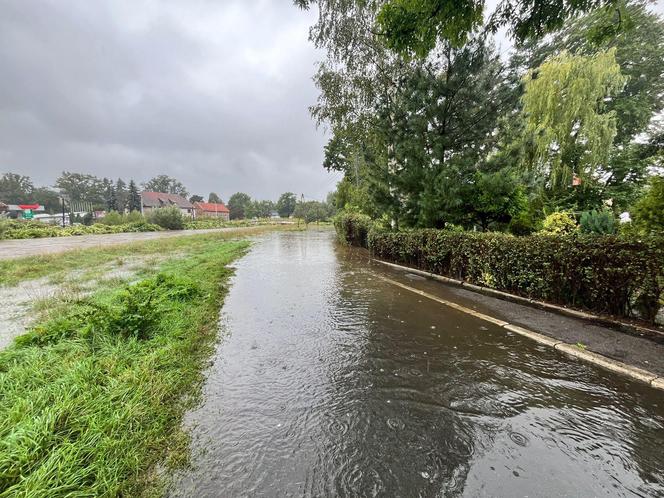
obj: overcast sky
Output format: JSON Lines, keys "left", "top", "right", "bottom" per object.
{"left": 0, "top": 0, "right": 342, "bottom": 201}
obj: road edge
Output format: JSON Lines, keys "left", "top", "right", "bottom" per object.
{"left": 376, "top": 274, "right": 664, "bottom": 391}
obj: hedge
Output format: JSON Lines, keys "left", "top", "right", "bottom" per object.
{"left": 334, "top": 212, "right": 373, "bottom": 247}
{"left": 336, "top": 213, "right": 664, "bottom": 323}
{"left": 0, "top": 220, "right": 162, "bottom": 239}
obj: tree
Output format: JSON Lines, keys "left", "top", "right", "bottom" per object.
{"left": 293, "top": 200, "right": 329, "bottom": 223}
{"left": 106, "top": 182, "right": 117, "bottom": 212}
{"left": 631, "top": 175, "right": 664, "bottom": 235}
{"left": 467, "top": 170, "right": 528, "bottom": 231}
{"left": 127, "top": 180, "right": 142, "bottom": 212}
{"left": 115, "top": 178, "right": 127, "bottom": 212}
{"left": 520, "top": 49, "right": 626, "bottom": 191}
{"left": 0, "top": 173, "right": 34, "bottom": 203}
{"left": 276, "top": 192, "right": 297, "bottom": 218}
{"left": 208, "top": 192, "right": 223, "bottom": 204}
{"left": 227, "top": 192, "right": 251, "bottom": 220}
{"left": 189, "top": 194, "right": 204, "bottom": 203}
{"left": 32, "top": 187, "right": 61, "bottom": 213}
{"left": 143, "top": 175, "right": 189, "bottom": 197}
{"left": 297, "top": 0, "right": 618, "bottom": 58}
{"left": 245, "top": 200, "right": 275, "bottom": 219}
{"left": 55, "top": 172, "right": 106, "bottom": 204}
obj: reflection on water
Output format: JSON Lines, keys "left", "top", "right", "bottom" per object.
{"left": 171, "top": 229, "right": 664, "bottom": 497}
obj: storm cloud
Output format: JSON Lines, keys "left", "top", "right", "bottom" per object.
{"left": 0, "top": 0, "right": 341, "bottom": 200}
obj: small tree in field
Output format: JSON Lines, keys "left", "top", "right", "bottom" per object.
{"left": 147, "top": 207, "right": 184, "bottom": 230}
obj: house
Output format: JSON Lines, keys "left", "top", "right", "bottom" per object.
{"left": 194, "top": 201, "right": 230, "bottom": 221}
{"left": 141, "top": 192, "right": 195, "bottom": 218}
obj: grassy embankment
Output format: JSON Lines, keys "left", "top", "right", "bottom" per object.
{"left": 0, "top": 231, "right": 258, "bottom": 496}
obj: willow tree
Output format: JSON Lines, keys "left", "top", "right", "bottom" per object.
{"left": 521, "top": 49, "right": 626, "bottom": 191}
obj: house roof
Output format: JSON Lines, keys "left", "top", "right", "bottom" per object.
{"left": 194, "top": 202, "right": 230, "bottom": 213}
{"left": 141, "top": 192, "right": 193, "bottom": 209}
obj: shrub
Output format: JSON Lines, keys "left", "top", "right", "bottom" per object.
{"left": 100, "top": 210, "right": 124, "bottom": 225}
{"left": 334, "top": 211, "right": 373, "bottom": 247}
{"left": 365, "top": 229, "right": 664, "bottom": 323}
{"left": 540, "top": 211, "right": 578, "bottom": 235}
{"left": 147, "top": 207, "right": 185, "bottom": 230}
{"left": 0, "top": 217, "right": 8, "bottom": 239}
{"left": 631, "top": 175, "right": 664, "bottom": 235}
{"left": 580, "top": 209, "right": 617, "bottom": 234}
{"left": 125, "top": 210, "right": 145, "bottom": 223}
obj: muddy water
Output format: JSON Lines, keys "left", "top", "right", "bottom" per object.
{"left": 171, "top": 229, "right": 664, "bottom": 497}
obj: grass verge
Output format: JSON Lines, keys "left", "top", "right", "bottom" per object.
{"left": 0, "top": 239, "right": 249, "bottom": 497}
{"left": 0, "top": 226, "right": 280, "bottom": 287}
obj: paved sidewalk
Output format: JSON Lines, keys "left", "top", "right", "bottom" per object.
{"left": 0, "top": 228, "right": 248, "bottom": 261}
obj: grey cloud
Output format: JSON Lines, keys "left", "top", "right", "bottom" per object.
{"left": 0, "top": 0, "right": 341, "bottom": 200}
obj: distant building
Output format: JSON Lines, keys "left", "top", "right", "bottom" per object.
{"left": 194, "top": 202, "right": 230, "bottom": 221}
{"left": 269, "top": 210, "right": 280, "bottom": 219}
{"left": 5, "top": 204, "right": 45, "bottom": 219}
{"left": 141, "top": 192, "right": 195, "bottom": 218}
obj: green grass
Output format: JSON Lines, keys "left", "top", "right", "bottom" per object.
{"left": 0, "top": 226, "right": 277, "bottom": 287}
{"left": 0, "top": 239, "right": 249, "bottom": 497}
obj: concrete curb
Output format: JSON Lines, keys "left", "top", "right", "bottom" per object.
{"left": 376, "top": 274, "right": 664, "bottom": 391}
{"left": 373, "top": 259, "right": 664, "bottom": 342}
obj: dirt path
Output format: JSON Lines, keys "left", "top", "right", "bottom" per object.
{"left": 0, "top": 227, "right": 257, "bottom": 260}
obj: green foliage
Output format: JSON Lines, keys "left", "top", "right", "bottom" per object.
{"left": 540, "top": 211, "right": 578, "bottom": 235}
{"left": 127, "top": 180, "right": 141, "bottom": 212}
{"left": 142, "top": 174, "right": 188, "bottom": 197}
{"left": 147, "top": 206, "right": 185, "bottom": 230}
{"left": 101, "top": 210, "right": 124, "bottom": 225}
{"left": 276, "top": 192, "right": 297, "bottom": 218}
{"left": 245, "top": 199, "right": 275, "bottom": 219}
{"left": 367, "top": 229, "right": 664, "bottom": 322}
{"left": 0, "top": 240, "right": 248, "bottom": 495}
{"left": 189, "top": 194, "right": 204, "bottom": 203}
{"left": 334, "top": 211, "right": 374, "bottom": 246}
{"left": 0, "top": 220, "right": 163, "bottom": 240}
{"left": 468, "top": 170, "right": 528, "bottom": 231}
{"left": 580, "top": 209, "right": 617, "bottom": 234}
{"left": 227, "top": 192, "right": 252, "bottom": 220}
{"left": 208, "top": 192, "right": 223, "bottom": 204}
{"left": 521, "top": 49, "right": 626, "bottom": 189}
{"left": 631, "top": 176, "right": 664, "bottom": 235}
{"left": 0, "top": 172, "right": 34, "bottom": 203}
{"left": 0, "top": 218, "right": 8, "bottom": 239}
{"left": 293, "top": 200, "right": 330, "bottom": 223}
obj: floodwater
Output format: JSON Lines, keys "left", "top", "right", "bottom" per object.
{"left": 171, "top": 229, "right": 664, "bottom": 497}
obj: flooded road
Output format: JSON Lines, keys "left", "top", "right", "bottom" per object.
{"left": 171, "top": 229, "right": 664, "bottom": 497}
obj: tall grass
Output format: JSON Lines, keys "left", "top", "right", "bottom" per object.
{"left": 0, "top": 240, "right": 249, "bottom": 496}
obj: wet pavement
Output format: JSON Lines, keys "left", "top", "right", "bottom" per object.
{"left": 171, "top": 229, "right": 664, "bottom": 497}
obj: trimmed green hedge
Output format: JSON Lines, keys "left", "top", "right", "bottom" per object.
{"left": 335, "top": 213, "right": 664, "bottom": 323}
{"left": 334, "top": 212, "right": 373, "bottom": 247}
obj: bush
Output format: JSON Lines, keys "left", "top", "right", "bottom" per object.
{"left": 580, "top": 209, "right": 617, "bottom": 234}
{"left": 0, "top": 219, "right": 161, "bottom": 239}
{"left": 632, "top": 175, "right": 664, "bottom": 235}
{"left": 540, "top": 211, "right": 578, "bottom": 235}
{"left": 100, "top": 210, "right": 124, "bottom": 225}
{"left": 364, "top": 229, "right": 664, "bottom": 323}
{"left": 334, "top": 211, "right": 374, "bottom": 247}
{"left": 0, "top": 217, "right": 8, "bottom": 239}
{"left": 147, "top": 207, "right": 185, "bottom": 230}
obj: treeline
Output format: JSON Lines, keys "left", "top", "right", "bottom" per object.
{"left": 226, "top": 192, "right": 335, "bottom": 222}
{"left": 0, "top": 171, "right": 336, "bottom": 222}
{"left": 300, "top": 0, "right": 664, "bottom": 235}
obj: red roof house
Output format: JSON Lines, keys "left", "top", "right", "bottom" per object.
{"left": 194, "top": 202, "right": 230, "bottom": 220}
